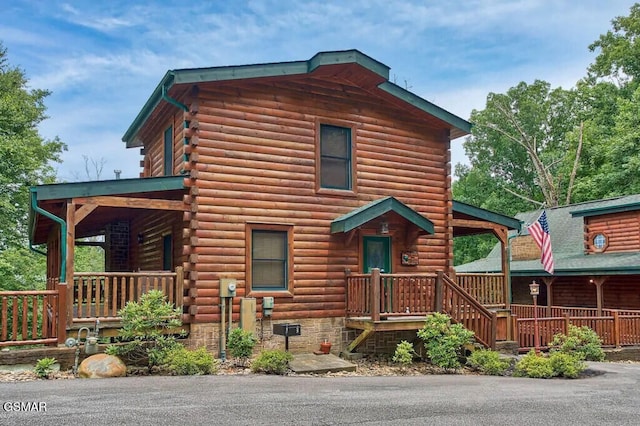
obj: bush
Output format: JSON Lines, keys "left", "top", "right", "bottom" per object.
{"left": 163, "top": 346, "right": 218, "bottom": 375}
{"left": 392, "top": 340, "right": 416, "bottom": 366}
{"left": 105, "top": 290, "right": 183, "bottom": 366}
{"left": 514, "top": 350, "right": 555, "bottom": 379}
{"left": 467, "top": 349, "right": 511, "bottom": 376}
{"left": 549, "top": 325, "right": 605, "bottom": 361}
{"left": 549, "top": 351, "right": 586, "bottom": 379}
{"left": 251, "top": 349, "right": 293, "bottom": 375}
{"left": 227, "top": 328, "right": 257, "bottom": 365}
{"left": 417, "top": 313, "right": 474, "bottom": 370}
{"left": 34, "top": 357, "right": 57, "bottom": 379}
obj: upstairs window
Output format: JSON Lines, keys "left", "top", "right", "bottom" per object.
{"left": 592, "top": 233, "right": 608, "bottom": 252}
{"left": 164, "top": 125, "right": 173, "bottom": 176}
{"left": 319, "top": 124, "right": 352, "bottom": 191}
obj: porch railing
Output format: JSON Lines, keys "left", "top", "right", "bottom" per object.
{"left": 72, "top": 268, "right": 184, "bottom": 324}
{"left": 441, "top": 273, "right": 496, "bottom": 349}
{"left": 346, "top": 270, "right": 496, "bottom": 349}
{"left": 456, "top": 273, "right": 506, "bottom": 307}
{"left": 0, "top": 284, "right": 67, "bottom": 347}
{"left": 514, "top": 311, "right": 640, "bottom": 351}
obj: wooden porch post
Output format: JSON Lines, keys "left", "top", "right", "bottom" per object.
{"left": 435, "top": 271, "right": 443, "bottom": 312}
{"left": 65, "top": 203, "right": 76, "bottom": 329}
{"left": 57, "top": 282, "right": 67, "bottom": 345}
{"left": 590, "top": 277, "right": 607, "bottom": 316}
{"left": 492, "top": 228, "right": 510, "bottom": 308}
{"left": 371, "top": 268, "right": 381, "bottom": 322}
{"left": 541, "top": 277, "right": 555, "bottom": 317}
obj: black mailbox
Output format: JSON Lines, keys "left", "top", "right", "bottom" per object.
{"left": 273, "top": 323, "right": 301, "bottom": 337}
{"left": 272, "top": 323, "right": 301, "bottom": 351}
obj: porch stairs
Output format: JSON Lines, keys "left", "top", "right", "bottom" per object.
{"left": 344, "top": 270, "right": 499, "bottom": 354}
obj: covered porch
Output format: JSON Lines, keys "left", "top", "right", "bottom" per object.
{"left": 1, "top": 176, "right": 191, "bottom": 346}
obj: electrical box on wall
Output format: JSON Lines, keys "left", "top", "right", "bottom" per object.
{"left": 240, "top": 298, "right": 256, "bottom": 332}
{"left": 220, "top": 278, "right": 237, "bottom": 298}
{"left": 262, "top": 296, "right": 274, "bottom": 317}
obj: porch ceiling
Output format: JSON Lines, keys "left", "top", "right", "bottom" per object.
{"left": 330, "top": 196, "right": 434, "bottom": 234}
{"left": 452, "top": 200, "right": 522, "bottom": 237}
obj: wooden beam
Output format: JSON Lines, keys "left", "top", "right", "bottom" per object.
{"left": 452, "top": 218, "right": 504, "bottom": 232}
{"left": 73, "top": 204, "right": 98, "bottom": 225}
{"left": 541, "top": 277, "right": 556, "bottom": 316}
{"left": 73, "top": 196, "right": 185, "bottom": 211}
{"left": 589, "top": 276, "right": 608, "bottom": 316}
{"left": 345, "top": 328, "right": 375, "bottom": 353}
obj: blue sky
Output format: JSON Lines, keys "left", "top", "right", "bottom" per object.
{"left": 1, "top": 1, "right": 636, "bottom": 182}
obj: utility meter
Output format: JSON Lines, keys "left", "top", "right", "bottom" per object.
{"left": 220, "top": 278, "right": 237, "bottom": 298}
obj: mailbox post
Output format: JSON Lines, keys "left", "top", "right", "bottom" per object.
{"left": 272, "top": 323, "right": 301, "bottom": 351}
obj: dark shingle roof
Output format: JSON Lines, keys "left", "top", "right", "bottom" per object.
{"left": 455, "top": 194, "right": 640, "bottom": 276}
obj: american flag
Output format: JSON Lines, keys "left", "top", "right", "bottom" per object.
{"left": 528, "top": 210, "right": 554, "bottom": 274}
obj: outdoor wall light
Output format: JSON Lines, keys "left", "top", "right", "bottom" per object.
{"left": 137, "top": 233, "right": 144, "bottom": 244}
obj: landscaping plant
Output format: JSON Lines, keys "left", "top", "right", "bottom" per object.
{"left": 251, "top": 349, "right": 293, "bottom": 375}
{"left": 392, "top": 340, "right": 416, "bottom": 366}
{"left": 34, "top": 357, "right": 57, "bottom": 379}
{"left": 227, "top": 328, "right": 257, "bottom": 366}
{"left": 417, "top": 313, "right": 474, "bottom": 370}
{"left": 162, "top": 345, "right": 218, "bottom": 375}
{"left": 549, "top": 325, "right": 605, "bottom": 361}
{"left": 466, "top": 349, "right": 511, "bottom": 376}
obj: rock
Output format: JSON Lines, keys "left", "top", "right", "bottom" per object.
{"left": 78, "top": 354, "right": 126, "bottom": 378}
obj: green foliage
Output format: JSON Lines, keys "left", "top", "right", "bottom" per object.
{"left": 514, "top": 350, "right": 586, "bottom": 379}
{"left": 513, "top": 350, "right": 555, "bottom": 379}
{"left": 466, "top": 349, "right": 511, "bottom": 376}
{"left": 163, "top": 346, "right": 218, "bottom": 375}
{"left": 251, "top": 349, "right": 293, "bottom": 375}
{"left": 105, "top": 290, "right": 183, "bottom": 366}
{"left": 0, "top": 43, "right": 66, "bottom": 253}
{"left": 549, "top": 351, "right": 586, "bottom": 379}
{"left": 417, "top": 313, "right": 474, "bottom": 370}
{"left": 227, "top": 328, "right": 257, "bottom": 364}
{"left": 34, "top": 357, "right": 57, "bottom": 379}
{"left": 549, "top": 325, "right": 605, "bottom": 361}
{"left": 392, "top": 340, "right": 416, "bottom": 366}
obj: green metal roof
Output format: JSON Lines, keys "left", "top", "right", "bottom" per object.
{"left": 456, "top": 194, "right": 640, "bottom": 276}
{"left": 122, "top": 49, "right": 472, "bottom": 147}
{"left": 32, "top": 176, "right": 185, "bottom": 201}
{"left": 330, "top": 196, "right": 434, "bottom": 234}
{"left": 452, "top": 200, "right": 522, "bottom": 231}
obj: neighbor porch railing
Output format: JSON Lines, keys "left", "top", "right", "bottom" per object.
{"left": 346, "top": 270, "right": 496, "bottom": 349}
{"left": 513, "top": 307, "right": 640, "bottom": 351}
{"left": 455, "top": 273, "right": 506, "bottom": 307}
{"left": 71, "top": 268, "right": 184, "bottom": 325}
{"left": 0, "top": 283, "right": 67, "bottom": 347}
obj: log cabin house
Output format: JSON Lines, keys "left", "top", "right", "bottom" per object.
{"left": 21, "top": 50, "right": 524, "bottom": 355}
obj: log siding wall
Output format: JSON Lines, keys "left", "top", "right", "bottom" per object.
{"left": 585, "top": 211, "right": 640, "bottom": 254}
{"left": 142, "top": 78, "right": 452, "bottom": 323}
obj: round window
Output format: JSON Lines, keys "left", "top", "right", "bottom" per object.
{"left": 593, "top": 234, "right": 607, "bottom": 251}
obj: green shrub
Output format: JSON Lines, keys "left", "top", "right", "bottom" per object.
{"left": 549, "top": 325, "right": 605, "bottom": 361}
{"left": 34, "top": 357, "right": 57, "bottom": 379}
{"left": 227, "top": 328, "right": 257, "bottom": 365}
{"left": 251, "top": 349, "right": 293, "bottom": 375}
{"left": 392, "top": 340, "right": 416, "bottom": 366}
{"left": 417, "top": 313, "right": 474, "bottom": 370}
{"left": 549, "top": 351, "right": 586, "bottom": 379}
{"left": 163, "top": 346, "right": 218, "bottom": 375}
{"left": 514, "top": 350, "right": 554, "bottom": 378}
{"left": 467, "top": 349, "right": 510, "bottom": 376}
{"left": 105, "top": 290, "right": 183, "bottom": 366}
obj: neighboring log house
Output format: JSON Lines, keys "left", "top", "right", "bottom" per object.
{"left": 28, "top": 50, "right": 521, "bottom": 354}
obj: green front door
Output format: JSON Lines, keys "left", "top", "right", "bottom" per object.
{"left": 363, "top": 236, "right": 391, "bottom": 273}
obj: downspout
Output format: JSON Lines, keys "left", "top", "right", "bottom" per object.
{"left": 30, "top": 188, "right": 66, "bottom": 281}
{"left": 161, "top": 74, "right": 189, "bottom": 112}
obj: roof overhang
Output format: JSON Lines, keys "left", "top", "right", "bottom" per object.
{"left": 29, "top": 176, "right": 186, "bottom": 244}
{"left": 570, "top": 201, "right": 640, "bottom": 218}
{"left": 330, "top": 196, "right": 434, "bottom": 234}
{"left": 122, "top": 49, "right": 471, "bottom": 147}
{"left": 452, "top": 200, "right": 522, "bottom": 237}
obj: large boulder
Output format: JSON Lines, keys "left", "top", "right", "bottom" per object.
{"left": 78, "top": 354, "right": 126, "bottom": 378}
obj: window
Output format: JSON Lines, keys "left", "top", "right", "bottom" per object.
{"left": 247, "top": 224, "right": 293, "bottom": 295}
{"left": 163, "top": 125, "right": 173, "bottom": 176}
{"left": 592, "top": 233, "right": 608, "bottom": 252}
{"left": 319, "top": 124, "right": 352, "bottom": 190}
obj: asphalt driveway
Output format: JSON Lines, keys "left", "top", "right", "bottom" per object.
{"left": 1, "top": 362, "right": 639, "bottom": 425}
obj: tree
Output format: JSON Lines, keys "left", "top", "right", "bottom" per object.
{"left": 0, "top": 42, "right": 66, "bottom": 289}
